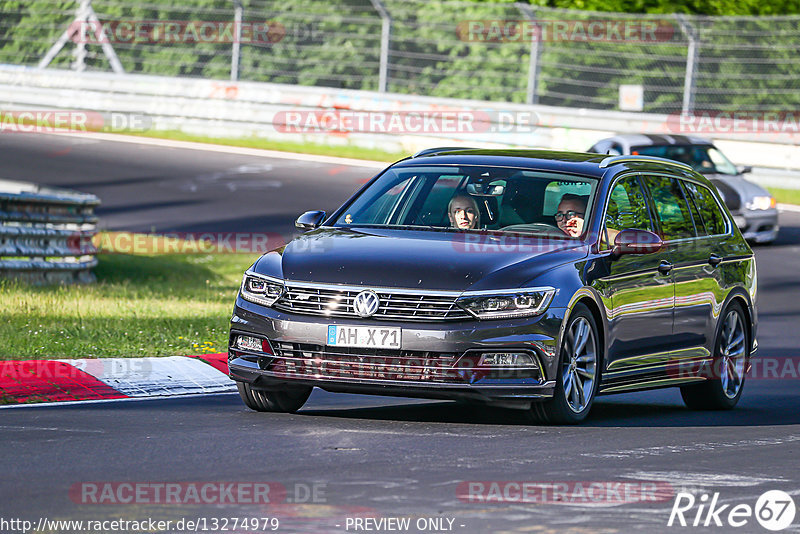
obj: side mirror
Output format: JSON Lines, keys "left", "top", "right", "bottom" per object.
{"left": 295, "top": 210, "right": 326, "bottom": 230}
{"left": 737, "top": 165, "right": 753, "bottom": 174}
{"left": 611, "top": 229, "right": 663, "bottom": 259}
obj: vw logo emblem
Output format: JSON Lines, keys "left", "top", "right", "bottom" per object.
{"left": 353, "top": 290, "right": 380, "bottom": 318}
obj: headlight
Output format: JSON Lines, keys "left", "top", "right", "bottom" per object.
{"left": 456, "top": 287, "right": 555, "bottom": 319}
{"left": 746, "top": 196, "right": 776, "bottom": 211}
{"left": 240, "top": 272, "right": 284, "bottom": 306}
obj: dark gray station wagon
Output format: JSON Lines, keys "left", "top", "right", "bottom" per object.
{"left": 228, "top": 149, "right": 757, "bottom": 424}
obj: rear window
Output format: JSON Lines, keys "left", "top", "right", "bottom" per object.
{"left": 683, "top": 181, "right": 728, "bottom": 236}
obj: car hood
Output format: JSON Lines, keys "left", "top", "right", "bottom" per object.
{"left": 253, "top": 227, "right": 588, "bottom": 292}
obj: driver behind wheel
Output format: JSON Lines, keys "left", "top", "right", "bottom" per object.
{"left": 555, "top": 194, "right": 588, "bottom": 237}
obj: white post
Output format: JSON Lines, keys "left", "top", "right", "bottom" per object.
{"left": 517, "top": 3, "right": 541, "bottom": 105}
{"left": 231, "top": 0, "right": 243, "bottom": 81}
{"left": 676, "top": 14, "right": 698, "bottom": 114}
{"left": 369, "top": 0, "right": 391, "bottom": 92}
{"left": 72, "top": 0, "right": 90, "bottom": 72}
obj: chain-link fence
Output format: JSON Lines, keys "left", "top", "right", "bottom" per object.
{"left": 1, "top": 0, "right": 799, "bottom": 114}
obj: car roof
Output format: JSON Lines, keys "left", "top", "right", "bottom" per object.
{"left": 599, "top": 134, "right": 714, "bottom": 147}
{"left": 391, "top": 148, "right": 699, "bottom": 180}
{"left": 393, "top": 148, "right": 608, "bottom": 177}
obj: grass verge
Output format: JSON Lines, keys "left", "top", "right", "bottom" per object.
{"left": 768, "top": 187, "right": 800, "bottom": 206}
{"left": 0, "top": 252, "right": 258, "bottom": 360}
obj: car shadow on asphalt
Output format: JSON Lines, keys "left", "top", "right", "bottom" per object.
{"left": 298, "top": 394, "right": 800, "bottom": 428}
{"left": 301, "top": 400, "right": 536, "bottom": 426}
{"left": 582, "top": 399, "right": 800, "bottom": 427}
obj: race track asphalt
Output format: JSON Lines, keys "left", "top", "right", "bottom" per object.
{"left": 1, "top": 133, "right": 799, "bottom": 533}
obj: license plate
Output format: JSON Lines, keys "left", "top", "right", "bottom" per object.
{"left": 733, "top": 216, "right": 746, "bottom": 229}
{"left": 327, "top": 325, "right": 401, "bottom": 349}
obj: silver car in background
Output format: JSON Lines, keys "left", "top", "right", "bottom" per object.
{"left": 589, "top": 134, "right": 778, "bottom": 243}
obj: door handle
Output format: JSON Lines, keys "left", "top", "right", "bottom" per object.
{"left": 658, "top": 260, "right": 673, "bottom": 275}
{"left": 708, "top": 254, "right": 722, "bottom": 267}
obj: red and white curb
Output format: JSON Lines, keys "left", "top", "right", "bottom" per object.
{"left": 0, "top": 354, "right": 233, "bottom": 405}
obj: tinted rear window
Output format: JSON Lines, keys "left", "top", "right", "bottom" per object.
{"left": 683, "top": 181, "right": 728, "bottom": 236}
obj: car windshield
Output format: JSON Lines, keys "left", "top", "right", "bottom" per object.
{"left": 631, "top": 145, "right": 739, "bottom": 175}
{"left": 332, "top": 165, "right": 598, "bottom": 238}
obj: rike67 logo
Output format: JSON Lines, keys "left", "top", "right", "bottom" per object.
{"left": 668, "top": 490, "right": 796, "bottom": 531}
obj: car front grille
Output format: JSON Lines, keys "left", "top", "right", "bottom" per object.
{"left": 272, "top": 282, "right": 470, "bottom": 321}
{"left": 268, "top": 342, "right": 467, "bottom": 383}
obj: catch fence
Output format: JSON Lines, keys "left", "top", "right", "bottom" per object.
{"left": 1, "top": 0, "right": 798, "bottom": 114}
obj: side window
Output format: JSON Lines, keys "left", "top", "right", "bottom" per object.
{"left": 644, "top": 175, "right": 697, "bottom": 240}
{"left": 412, "top": 175, "right": 464, "bottom": 226}
{"left": 601, "top": 175, "right": 652, "bottom": 250}
{"left": 681, "top": 181, "right": 709, "bottom": 237}
{"left": 684, "top": 181, "right": 727, "bottom": 235}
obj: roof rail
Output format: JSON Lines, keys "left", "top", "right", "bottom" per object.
{"left": 412, "top": 147, "right": 477, "bottom": 158}
{"left": 598, "top": 155, "right": 693, "bottom": 171}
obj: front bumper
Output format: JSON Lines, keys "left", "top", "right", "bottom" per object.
{"left": 227, "top": 297, "right": 564, "bottom": 407}
{"left": 734, "top": 209, "right": 779, "bottom": 243}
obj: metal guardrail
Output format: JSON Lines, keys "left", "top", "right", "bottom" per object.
{"left": 0, "top": 179, "right": 99, "bottom": 284}
{"left": 1, "top": 66, "right": 799, "bottom": 176}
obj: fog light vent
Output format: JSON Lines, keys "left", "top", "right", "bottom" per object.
{"left": 236, "top": 335, "right": 273, "bottom": 354}
{"left": 479, "top": 352, "right": 537, "bottom": 367}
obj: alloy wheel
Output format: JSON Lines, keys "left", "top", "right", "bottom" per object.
{"left": 719, "top": 309, "right": 746, "bottom": 399}
{"left": 561, "top": 316, "right": 598, "bottom": 413}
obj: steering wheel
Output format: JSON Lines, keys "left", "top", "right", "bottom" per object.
{"left": 499, "top": 223, "right": 567, "bottom": 237}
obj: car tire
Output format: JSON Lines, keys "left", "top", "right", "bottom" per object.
{"left": 680, "top": 301, "right": 749, "bottom": 410}
{"left": 237, "top": 382, "right": 312, "bottom": 413}
{"left": 530, "top": 303, "right": 601, "bottom": 424}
